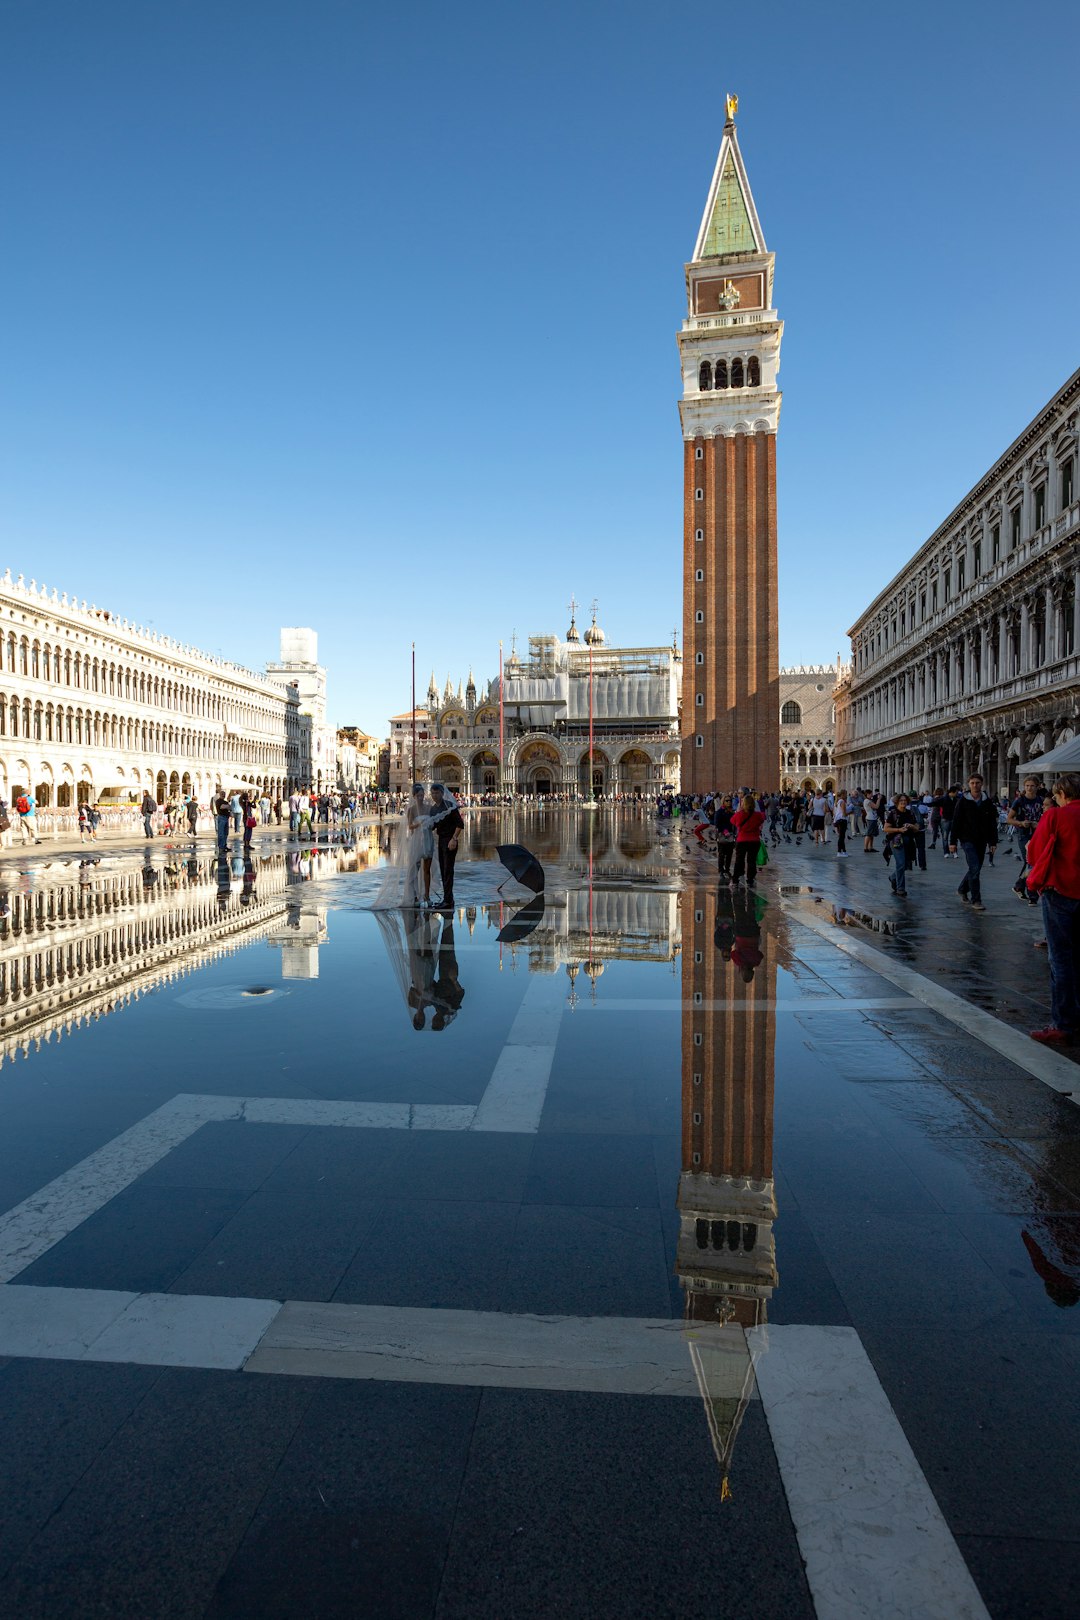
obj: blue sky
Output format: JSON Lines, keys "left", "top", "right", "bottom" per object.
{"left": 1, "top": 0, "right": 1077, "bottom": 735}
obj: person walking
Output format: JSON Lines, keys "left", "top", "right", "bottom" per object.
{"left": 883, "top": 794, "right": 919, "bottom": 898}
{"left": 15, "top": 788, "right": 41, "bottom": 844}
{"left": 863, "top": 791, "right": 881, "bottom": 853}
{"left": 731, "top": 793, "right": 766, "bottom": 889}
{"left": 140, "top": 790, "right": 156, "bottom": 839}
{"left": 950, "top": 774, "right": 998, "bottom": 912}
{"left": 229, "top": 790, "right": 242, "bottom": 833}
{"left": 810, "top": 791, "right": 828, "bottom": 846}
{"left": 939, "top": 785, "right": 961, "bottom": 857}
{"left": 834, "top": 792, "right": 849, "bottom": 856}
{"left": 1025, "top": 773, "right": 1080, "bottom": 1043}
{"left": 288, "top": 788, "right": 300, "bottom": 836}
{"left": 186, "top": 794, "right": 199, "bottom": 836}
{"left": 78, "top": 801, "right": 93, "bottom": 843}
{"left": 1008, "top": 776, "right": 1046, "bottom": 904}
{"left": 242, "top": 793, "right": 256, "bottom": 849}
{"left": 714, "top": 793, "right": 736, "bottom": 883}
{"left": 213, "top": 786, "right": 231, "bottom": 853}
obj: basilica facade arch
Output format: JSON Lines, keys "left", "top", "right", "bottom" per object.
{"left": 389, "top": 619, "right": 683, "bottom": 796}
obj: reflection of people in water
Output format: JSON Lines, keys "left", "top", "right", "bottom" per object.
{"left": 431, "top": 913, "right": 465, "bottom": 1031}
{"left": 1022, "top": 1227, "right": 1080, "bottom": 1307}
{"left": 405, "top": 907, "right": 438, "bottom": 1029}
{"left": 214, "top": 855, "right": 231, "bottom": 909}
{"left": 241, "top": 854, "right": 257, "bottom": 907}
{"left": 713, "top": 887, "right": 766, "bottom": 980}
{"left": 713, "top": 898, "right": 735, "bottom": 960}
{"left": 375, "top": 906, "right": 465, "bottom": 1033}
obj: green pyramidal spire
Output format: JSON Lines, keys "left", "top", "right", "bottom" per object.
{"left": 700, "top": 154, "right": 756, "bottom": 258}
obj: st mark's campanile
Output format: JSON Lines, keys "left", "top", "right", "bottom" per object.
{"left": 680, "top": 97, "right": 781, "bottom": 793}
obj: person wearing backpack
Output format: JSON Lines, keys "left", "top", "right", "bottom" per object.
{"left": 16, "top": 790, "right": 40, "bottom": 844}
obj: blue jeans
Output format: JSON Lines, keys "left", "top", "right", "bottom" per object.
{"left": 958, "top": 842, "right": 986, "bottom": 903}
{"left": 890, "top": 840, "right": 909, "bottom": 893}
{"left": 1040, "top": 889, "right": 1080, "bottom": 1032}
{"left": 216, "top": 814, "right": 231, "bottom": 849}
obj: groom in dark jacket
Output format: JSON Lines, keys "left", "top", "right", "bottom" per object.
{"left": 430, "top": 784, "right": 464, "bottom": 908}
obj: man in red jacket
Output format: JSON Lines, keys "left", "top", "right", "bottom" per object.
{"left": 1025, "top": 772, "right": 1080, "bottom": 1042}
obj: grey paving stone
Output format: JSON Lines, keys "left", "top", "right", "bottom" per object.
{"left": 391, "top": 1130, "right": 535, "bottom": 1204}
{"left": 808, "top": 1210, "right": 1017, "bottom": 1330}
{"left": 956, "top": 1533, "right": 1080, "bottom": 1620}
{"left": 139, "top": 1120, "right": 310, "bottom": 1191}
{"left": 524, "top": 1132, "right": 660, "bottom": 1209}
{"left": 951, "top": 1211, "right": 1080, "bottom": 1332}
{"left": 775, "top": 1121, "right": 950, "bottom": 1215}
{"left": 434, "top": 1390, "right": 814, "bottom": 1620}
{"left": 539, "top": 1069, "right": 650, "bottom": 1135}
{"left": 947, "top": 1079, "right": 1080, "bottom": 1139}
{"left": 768, "top": 1209, "right": 852, "bottom": 1327}
{"left": 0, "top": 1367, "right": 313, "bottom": 1620}
{"left": 503, "top": 1204, "right": 671, "bottom": 1319}
{"left": 1006, "top": 1134, "right": 1080, "bottom": 1199}
{"left": 258, "top": 1125, "right": 414, "bottom": 1198}
{"left": 13, "top": 1186, "right": 249, "bottom": 1294}
{"left": 0, "top": 1359, "right": 160, "bottom": 1581}
{"left": 859, "top": 1324, "right": 1080, "bottom": 1543}
{"left": 206, "top": 1380, "right": 479, "bottom": 1620}
{"left": 332, "top": 1198, "right": 516, "bottom": 1311}
{"left": 883, "top": 1125, "right": 1080, "bottom": 1215}
{"left": 170, "top": 1188, "right": 382, "bottom": 1302}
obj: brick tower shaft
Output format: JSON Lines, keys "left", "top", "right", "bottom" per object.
{"left": 678, "top": 101, "right": 782, "bottom": 793}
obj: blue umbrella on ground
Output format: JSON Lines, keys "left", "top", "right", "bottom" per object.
{"left": 496, "top": 843, "right": 545, "bottom": 893}
{"left": 497, "top": 893, "right": 546, "bottom": 942}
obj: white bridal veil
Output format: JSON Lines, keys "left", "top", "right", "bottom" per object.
{"left": 371, "top": 784, "right": 460, "bottom": 910}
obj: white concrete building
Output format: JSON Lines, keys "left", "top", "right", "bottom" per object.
{"left": 265, "top": 628, "right": 337, "bottom": 791}
{"left": 835, "top": 368, "right": 1080, "bottom": 795}
{"left": 0, "top": 571, "right": 304, "bottom": 807}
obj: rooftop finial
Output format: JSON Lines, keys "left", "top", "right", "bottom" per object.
{"left": 725, "top": 92, "right": 738, "bottom": 124}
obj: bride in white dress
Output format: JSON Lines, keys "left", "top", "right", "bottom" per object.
{"left": 373, "top": 783, "right": 458, "bottom": 910}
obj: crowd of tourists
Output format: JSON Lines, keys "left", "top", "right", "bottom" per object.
{"left": 663, "top": 774, "right": 1080, "bottom": 1049}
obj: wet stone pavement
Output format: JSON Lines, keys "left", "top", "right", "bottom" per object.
{"left": 0, "top": 810, "right": 1076, "bottom": 1619}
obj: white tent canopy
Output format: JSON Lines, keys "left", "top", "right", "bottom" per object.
{"left": 1024, "top": 735, "right": 1080, "bottom": 775}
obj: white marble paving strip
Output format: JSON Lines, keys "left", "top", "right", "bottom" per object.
{"left": 472, "top": 976, "right": 565, "bottom": 1132}
{"left": 585, "top": 997, "right": 918, "bottom": 1013}
{"left": 87, "top": 1291, "right": 281, "bottom": 1369}
{"left": 0, "top": 1093, "right": 241, "bottom": 1284}
{"left": 0, "top": 1284, "right": 281, "bottom": 1370}
{"left": 786, "top": 904, "right": 1079, "bottom": 1099}
{"left": 0, "top": 1283, "right": 137, "bottom": 1359}
{"left": 749, "top": 1324, "right": 991, "bottom": 1620}
{"left": 0, "top": 1092, "right": 487, "bottom": 1287}
{"left": 244, "top": 1301, "right": 708, "bottom": 1395}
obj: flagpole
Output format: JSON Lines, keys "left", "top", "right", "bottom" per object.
{"left": 589, "top": 638, "right": 594, "bottom": 801}
{"left": 499, "top": 640, "right": 505, "bottom": 800}
{"left": 411, "top": 642, "right": 416, "bottom": 785}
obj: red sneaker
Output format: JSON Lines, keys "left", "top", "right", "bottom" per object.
{"left": 1029, "top": 1026, "right": 1073, "bottom": 1044}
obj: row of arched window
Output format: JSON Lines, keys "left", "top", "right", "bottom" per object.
{"left": 783, "top": 747, "right": 833, "bottom": 769}
{"left": 0, "top": 696, "right": 282, "bottom": 768}
{"left": 1, "top": 629, "right": 276, "bottom": 733}
{"left": 699, "top": 357, "right": 760, "bottom": 391}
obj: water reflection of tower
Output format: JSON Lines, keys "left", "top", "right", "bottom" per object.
{"left": 677, "top": 884, "right": 777, "bottom": 1495}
